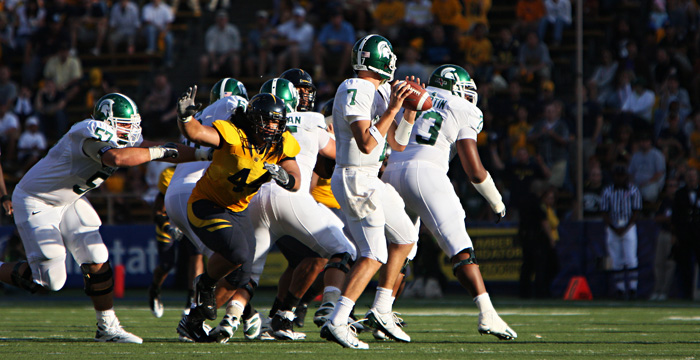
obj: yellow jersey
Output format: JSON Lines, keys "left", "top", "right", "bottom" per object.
{"left": 190, "top": 120, "right": 300, "bottom": 212}
{"left": 157, "top": 166, "right": 175, "bottom": 196}
{"left": 311, "top": 177, "right": 340, "bottom": 209}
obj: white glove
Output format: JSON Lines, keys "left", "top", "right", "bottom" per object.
{"left": 263, "top": 162, "right": 290, "bottom": 186}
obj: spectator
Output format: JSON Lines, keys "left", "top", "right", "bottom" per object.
{"left": 374, "top": 0, "right": 405, "bottom": 40}
{"left": 170, "top": 0, "right": 201, "bottom": 17}
{"left": 492, "top": 27, "right": 520, "bottom": 87}
{"left": 657, "top": 112, "right": 688, "bottom": 166}
{"left": 518, "top": 32, "right": 552, "bottom": 84}
{"left": 621, "top": 77, "right": 655, "bottom": 128}
{"left": 462, "top": 0, "right": 492, "bottom": 31}
{"left": 142, "top": 0, "right": 174, "bottom": 68}
{"left": 13, "top": 0, "right": 46, "bottom": 52}
{"left": 108, "top": 0, "right": 140, "bottom": 56}
{"left": 0, "top": 102, "right": 20, "bottom": 164}
{"left": 491, "top": 81, "right": 530, "bottom": 127}
{"left": 648, "top": 0, "right": 668, "bottom": 37}
{"left": 588, "top": 49, "right": 619, "bottom": 105}
{"left": 629, "top": 133, "right": 666, "bottom": 203}
{"left": 0, "top": 65, "right": 18, "bottom": 107}
{"left": 34, "top": 79, "right": 68, "bottom": 139}
{"left": 656, "top": 75, "right": 692, "bottom": 125}
{"left": 528, "top": 101, "right": 570, "bottom": 188}
{"left": 518, "top": 184, "right": 559, "bottom": 298}
{"left": 568, "top": 84, "right": 603, "bottom": 163}
{"left": 394, "top": 46, "right": 429, "bottom": 82}
{"left": 313, "top": 8, "right": 355, "bottom": 81}
{"left": 582, "top": 165, "right": 604, "bottom": 219}
{"left": 423, "top": 25, "right": 456, "bottom": 66}
{"left": 605, "top": 123, "right": 634, "bottom": 166}
{"left": 70, "top": 0, "right": 108, "bottom": 56}
{"left": 507, "top": 106, "right": 534, "bottom": 157}
{"left": 506, "top": 147, "right": 550, "bottom": 215}
{"left": 271, "top": 7, "right": 314, "bottom": 75}
{"left": 431, "top": 0, "right": 464, "bottom": 41}
{"left": 399, "top": 0, "right": 432, "bottom": 46}
{"left": 650, "top": 178, "right": 677, "bottom": 301}
{"left": 515, "top": 0, "right": 545, "bottom": 39}
{"left": 245, "top": 10, "right": 272, "bottom": 77}
{"left": 43, "top": 42, "right": 82, "bottom": 104}
{"left": 608, "top": 69, "right": 633, "bottom": 111}
{"left": 459, "top": 22, "right": 493, "bottom": 83}
{"left": 13, "top": 85, "right": 35, "bottom": 124}
{"left": 671, "top": 168, "right": 700, "bottom": 299}
{"left": 140, "top": 72, "right": 177, "bottom": 138}
{"left": 688, "top": 112, "right": 700, "bottom": 171}
{"left": 538, "top": 0, "right": 571, "bottom": 46}
{"left": 200, "top": 10, "right": 242, "bottom": 78}
{"left": 16, "top": 116, "right": 47, "bottom": 176}
{"left": 601, "top": 164, "right": 642, "bottom": 299}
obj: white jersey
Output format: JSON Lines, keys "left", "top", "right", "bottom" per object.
{"left": 387, "top": 86, "right": 483, "bottom": 172}
{"left": 333, "top": 78, "right": 392, "bottom": 173}
{"left": 169, "top": 95, "right": 248, "bottom": 189}
{"left": 285, "top": 110, "right": 330, "bottom": 192}
{"left": 16, "top": 119, "right": 142, "bottom": 206}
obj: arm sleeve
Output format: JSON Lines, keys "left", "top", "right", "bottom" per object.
{"left": 82, "top": 139, "right": 114, "bottom": 163}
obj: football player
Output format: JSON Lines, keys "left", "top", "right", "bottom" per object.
{"left": 320, "top": 34, "right": 419, "bottom": 349}
{"left": 242, "top": 78, "right": 356, "bottom": 341}
{"left": 0, "top": 93, "right": 197, "bottom": 343}
{"left": 164, "top": 78, "right": 263, "bottom": 342}
{"left": 175, "top": 88, "right": 302, "bottom": 343}
{"left": 382, "top": 65, "right": 517, "bottom": 340}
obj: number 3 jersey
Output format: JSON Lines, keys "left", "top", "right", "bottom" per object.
{"left": 333, "top": 78, "right": 392, "bottom": 174}
{"left": 387, "top": 86, "right": 483, "bottom": 172}
{"left": 16, "top": 119, "right": 142, "bottom": 206}
{"left": 188, "top": 120, "right": 300, "bottom": 212}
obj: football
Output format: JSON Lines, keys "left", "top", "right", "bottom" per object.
{"left": 401, "top": 80, "right": 432, "bottom": 112}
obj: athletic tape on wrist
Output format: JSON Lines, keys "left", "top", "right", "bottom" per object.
{"left": 395, "top": 118, "right": 414, "bottom": 146}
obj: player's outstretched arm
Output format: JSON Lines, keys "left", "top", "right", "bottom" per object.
{"left": 98, "top": 142, "right": 180, "bottom": 167}
{"left": 177, "top": 85, "right": 221, "bottom": 148}
{"left": 457, "top": 138, "right": 506, "bottom": 220}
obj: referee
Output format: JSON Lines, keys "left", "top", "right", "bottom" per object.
{"left": 600, "top": 164, "right": 642, "bottom": 299}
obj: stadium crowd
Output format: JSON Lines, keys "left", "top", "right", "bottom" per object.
{"left": 0, "top": 0, "right": 698, "bottom": 322}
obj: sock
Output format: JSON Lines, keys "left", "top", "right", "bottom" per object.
{"left": 280, "top": 290, "right": 300, "bottom": 312}
{"left": 321, "top": 286, "right": 341, "bottom": 304}
{"left": 96, "top": 309, "right": 116, "bottom": 326}
{"left": 185, "top": 289, "right": 195, "bottom": 309}
{"left": 372, "top": 287, "right": 394, "bottom": 314}
{"left": 474, "top": 293, "right": 495, "bottom": 314}
{"left": 198, "top": 272, "right": 217, "bottom": 288}
{"left": 242, "top": 302, "right": 254, "bottom": 320}
{"left": 269, "top": 297, "right": 282, "bottom": 318}
{"left": 226, "top": 300, "right": 245, "bottom": 319}
{"left": 329, "top": 296, "right": 354, "bottom": 326}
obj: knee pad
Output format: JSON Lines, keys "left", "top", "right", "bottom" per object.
{"left": 452, "top": 248, "right": 478, "bottom": 275}
{"left": 325, "top": 252, "right": 353, "bottom": 274}
{"left": 11, "top": 261, "right": 42, "bottom": 294}
{"left": 81, "top": 262, "right": 114, "bottom": 297}
{"left": 224, "top": 265, "right": 252, "bottom": 289}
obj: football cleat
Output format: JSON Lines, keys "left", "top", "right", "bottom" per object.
{"left": 372, "top": 329, "right": 387, "bottom": 340}
{"left": 193, "top": 275, "right": 217, "bottom": 320}
{"left": 364, "top": 309, "right": 411, "bottom": 343}
{"left": 313, "top": 302, "right": 335, "bottom": 327}
{"left": 320, "top": 320, "right": 368, "bottom": 350}
{"left": 243, "top": 311, "right": 262, "bottom": 340}
{"left": 148, "top": 285, "right": 164, "bottom": 318}
{"left": 177, "top": 316, "right": 215, "bottom": 343}
{"left": 270, "top": 310, "right": 306, "bottom": 340}
{"left": 210, "top": 314, "right": 240, "bottom": 343}
{"left": 478, "top": 311, "right": 517, "bottom": 340}
{"left": 95, "top": 317, "right": 143, "bottom": 344}
{"left": 294, "top": 303, "right": 307, "bottom": 328}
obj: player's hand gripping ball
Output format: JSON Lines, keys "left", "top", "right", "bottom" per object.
{"left": 401, "top": 80, "right": 432, "bottom": 112}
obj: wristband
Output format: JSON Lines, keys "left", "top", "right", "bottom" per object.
{"left": 179, "top": 115, "right": 193, "bottom": 123}
{"left": 148, "top": 146, "right": 166, "bottom": 160}
{"left": 472, "top": 172, "right": 505, "bottom": 213}
{"left": 368, "top": 125, "right": 384, "bottom": 145}
{"left": 278, "top": 173, "right": 296, "bottom": 190}
{"left": 0, "top": 195, "right": 10, "bottom": 202}
{"left": 395, "top": 118, "right": 414, "bottom": 146}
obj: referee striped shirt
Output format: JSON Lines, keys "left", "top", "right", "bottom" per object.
{"left": 600, "top": 183, "right": 642, "bottom": 229}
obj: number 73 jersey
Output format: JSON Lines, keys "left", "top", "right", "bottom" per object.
{"left": 388, "top": 86, "right": 484, "bottom": 172}
{"left": 16, "top": 119, "right": 138, "bottom": 206}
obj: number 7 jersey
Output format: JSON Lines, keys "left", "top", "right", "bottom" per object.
{"left": 387, "top": 86, "right": 484, "bottom": 172}
{"left": 16, "top": 119, "right": 140, "bottom": 206}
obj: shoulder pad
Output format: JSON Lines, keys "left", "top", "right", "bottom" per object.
{"left": 213, "top": 120, "right": 242, "bottom": 146}
{"left": 281, "top": 131, "right": 301, "bottom": 158}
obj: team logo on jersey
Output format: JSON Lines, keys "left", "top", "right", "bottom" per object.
{"left": 99, "top": 99, "right": 115, "bottom": 118}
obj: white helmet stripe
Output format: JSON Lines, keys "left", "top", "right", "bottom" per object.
{"left": 356, "top": 34, "right": 373, "bottom": 68}
{"left": 271, "top": 78, "right": 278, "bottom": 94}
{"left": 220, "top": 78, "right": 231, "bottom": 99}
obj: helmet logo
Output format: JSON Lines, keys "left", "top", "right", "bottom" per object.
{"left": 99, "top": 99, "right": 114, "bottom": 118}
{"left": 440, "top": 67, "right": 459, "bottom": 81}
{"left": 377, "top": 41, "right": 392, "bottom": 60}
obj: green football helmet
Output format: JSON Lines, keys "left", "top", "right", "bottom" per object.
{"left": 428, "top": 64, "right": 478, "bottom": 105}
{"left": 210, "top": 78, "right": 248, "bottom": 104}
{"left": 352, "top": 34, "right": 397, "bottom": 81}
{"left": 259, "top": 78, "right": 299, "bottom": 113}
{"left": 92, "top": 93, "right": 142, "bottom": 147}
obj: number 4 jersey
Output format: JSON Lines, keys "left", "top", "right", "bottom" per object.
{"left": 387, "top": 86, "right": 483, "bottom": 172}
{"left": 16, "top": 119, "right": 141, "bottom": 206}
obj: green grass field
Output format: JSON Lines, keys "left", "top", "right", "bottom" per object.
{"left": 1, "top": 289, "right": 699, "bottom": 359}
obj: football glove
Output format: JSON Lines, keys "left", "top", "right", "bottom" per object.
{"left": 177, "top": 86, "right": 202, "bottom": 122}
{"left": 149, "top": 142, "right": 179, "bottom": 160}
{"left": 263, "top": 162, "right": 290, "bottom": 186}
